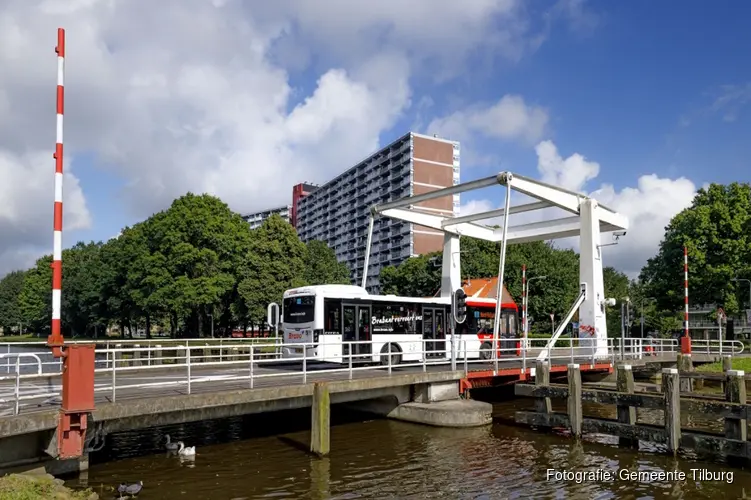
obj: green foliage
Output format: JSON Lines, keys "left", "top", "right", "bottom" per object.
{"left": 18, "top": 255, "right": 53, "bottom": 334}
{"left": 237, "top": 214, "right": 308, "bottom": 322}
{"left": 640, "top": 182, "right": 751, "bottom": 314}
{"left": 304, "top": 240, "right": 351, "bottom": 285}
{"left": 379, "top": 252, "right": 442, "bottom": 297}
{"left": 0, "top": 474, "right": 94, "bottom": 500}
{"left": 7, "top": 196, "right": 343, "bottom": 338}
{"left": 0, "top": 270, "right": 26, "bottom": 332}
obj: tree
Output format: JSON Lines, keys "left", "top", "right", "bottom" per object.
{"left": 18, "top": 255, "right": 53, "bottom": 334}
{"left": 237, "top": 214, "right": 307, "bottom": 324}
{"left": 141, "top": 194, "right": 253, "bottom": 337}
{"left": 0, "top": 270, "right": 26, "bottom": 333}
{"left": 303, "top": 240, "right": 351, "bottom": 285}
{"left": 640, "top": 183, "right": 751, "bottom": 314}
{"left": 379, "top": 252, "right": 442, "bottom": 297}
{"left": 61, "top": 242, "right": 108, "bottom": 337}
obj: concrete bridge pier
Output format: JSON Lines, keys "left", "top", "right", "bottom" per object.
{"left": 348, "top": 380, "right": 492, "bottom": 428}
{"left": 0, "top": 428, "right": 89, "bottom": 476}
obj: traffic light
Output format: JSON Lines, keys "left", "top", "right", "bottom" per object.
{"left": 453, "top": 288, "right": 467, "bottom": 324}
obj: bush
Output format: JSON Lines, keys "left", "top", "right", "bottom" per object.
{"left": 0, "top": 474, "right": 96, "bottom": 500}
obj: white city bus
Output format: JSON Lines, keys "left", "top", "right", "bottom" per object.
{"left": 280, "top": 284, "right": 520, "bottom": 364}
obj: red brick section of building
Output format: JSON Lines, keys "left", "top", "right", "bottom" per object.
{"left": 411, "top": 135, "right": 456, "bottom": 255}
{"left": 291, "top": 182, "right": 319, "bottom": 229}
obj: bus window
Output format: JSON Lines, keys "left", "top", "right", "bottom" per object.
{"left": 467, "top": 307, "right": 519, "bottom": 337}
{"left": 324, "top": 299, "right": 341, "bottom": 332}
{"left": 505, "top": 310, "right": 518, "bottom": 336}
{"left": 283, "top": 296, "right": 315, "bottom": 324}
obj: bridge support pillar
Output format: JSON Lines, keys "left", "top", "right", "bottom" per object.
{"left": 616, "top": 365, "right": 638, "bottom": 448}
{"left": 567, "top": 364, "right": 582, "bottom": 438}
{"left": 58, "top": 344, "right": 96, "bottom": 460}
{"left": 677, "top": 354, "right": 693, "bottom": 392}
{"left": 311, "top": 383, "right": 330, "bottom": 457}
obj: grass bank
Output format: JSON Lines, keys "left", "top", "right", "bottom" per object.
{"left": 696, "top": 357, "right": 751, "bottom": 373}
{"left": 0, "top": 473, "right": 97, "bottom": 500}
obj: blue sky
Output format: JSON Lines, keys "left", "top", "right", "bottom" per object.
{"left": 1, "top": 0, "right": 749, "bottom": 277}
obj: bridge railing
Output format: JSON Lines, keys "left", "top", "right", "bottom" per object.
{"left": 0, "top": 336, "right": 620, "bottom": 417}
{"left": 0, "top": 337, "right": 283, "bottom": 376}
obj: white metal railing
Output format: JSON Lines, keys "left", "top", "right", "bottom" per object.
{"left": 0, "top": 337, "right": 281, "bottom": 375}
{"left": 690, "top": 339, "right": 745, "bottom": 356}
{"left": 0, "top": 335, "right": 739, "bottom": 417}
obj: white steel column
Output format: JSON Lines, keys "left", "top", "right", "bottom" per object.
{"left": 441, "top": 235, "right": 461, "bottom": 298}
{"left": 492, "top": 175, "right": 512, "bottom": 373}
{"left": 361, "top": 215, "right": 375, "bottom": 289}
{"left": 578, "top": 199, "right": 608, "bottom": 356}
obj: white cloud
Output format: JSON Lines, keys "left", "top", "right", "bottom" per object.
{"left": 427, "top": 94, "right": 549, "bottom": 146}
{"left": 535, "top": 140, "right": 599, "bottom": 191}
{"left": 0, "top": 0, "right": 552, "bottom": 277}
{"left": 710, "top": 82, "right": 751, "bottom": 123}
{"left": 591, "top": 174, "right": 696, "bottom": 277}
{"left": 458, "top": 141, "right": 697, "bottom": 278}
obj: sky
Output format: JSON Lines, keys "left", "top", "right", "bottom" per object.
{"left": 1, "top": 0, "right": 749, "bottom": 280}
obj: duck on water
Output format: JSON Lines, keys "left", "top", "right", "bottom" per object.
{"left": 118, "top": 480, "right": 142, "bottom": 498}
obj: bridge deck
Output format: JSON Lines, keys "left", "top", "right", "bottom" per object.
{"left": 0, "top": 356, "right": 616, "bottom": 418}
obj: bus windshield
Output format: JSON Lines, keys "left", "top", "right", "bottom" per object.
{"left": 283, "top": 296, "right": 315, "bottom": 324}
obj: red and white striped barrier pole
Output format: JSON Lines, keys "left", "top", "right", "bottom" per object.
{"left": 681, "top": 245, "right": 692, "bottom": 354}
{"left": 49, "top": 27, "right": 65, "bottom": 356}
{"left": 522, "top": 265, "right": 527, "bottom": 337}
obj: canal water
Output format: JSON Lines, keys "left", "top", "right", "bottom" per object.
{"left": 65, "top": 393, "right": 751, "bottom": 500}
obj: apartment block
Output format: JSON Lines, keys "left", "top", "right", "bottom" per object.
{"left": 242, "top": 205, "right": 292, "bottom": 230}
{"left": 296, "top": 132, "right": 460, "bottom": 293}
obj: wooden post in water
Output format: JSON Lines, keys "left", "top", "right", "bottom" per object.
{"left": 567, "top": 364, "right": 582, "bottom": 438}
{"left": 535, "top": 360, "right": 552, "bottom": 413}
{"left": 663, "top": 368, "right": 681, "bottom": 455}
{"left": 616, "top": 364, "right": 638, "bottom": 448}
{"left": 311, "top": 382, "right": 330, "bottom": 457}
{"left": 722, "top": 355, "right": 732, "bottom": 392}
{"left": 677, "top": 354, "right": 694, "bottom": 392}
{"left": 724, "top": 370, "right": 747, "bottom": 443}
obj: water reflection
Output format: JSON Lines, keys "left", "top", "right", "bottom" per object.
{"left": 68, "top": 402, "right": 751, "bottom": 500}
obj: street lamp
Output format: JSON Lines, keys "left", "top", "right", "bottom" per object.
{"left": 620, "top": 297, "right": 630, "bottom": 359}
{"left": 640, "top": 297, "right": 655, "bottom": 338}
{"left": 524, "top": 275, "right": 547, "bottom": 336}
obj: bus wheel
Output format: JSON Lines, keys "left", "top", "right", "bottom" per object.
{"left": 379, "top": 344, "right": 402, "bottom": 366}
{"left": 479, "top": 342, "right": 492, "bottom": 360}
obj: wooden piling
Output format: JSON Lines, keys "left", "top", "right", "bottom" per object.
{"left": 311, "top": 382, "right": 330, "bottom": 457}
{"left": 616, "top": 364, "right": 638, "bottom": 448}
{"left": 663, "top": 368, "right": 681, "bottom": 455}
{"left": 677, "top": 354, "right": 694, "bottom": 392}
{"left": 724, "top": 370, "right": 747, "bottom": 442}
{"left": 567, "top": 364, "right": 582, "bottom": 438}
{"left": 535, "top": 360, "right": 551, "bottom": 414}
{"left": 721, "top": 355, "right": 732, "bottom": 392}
